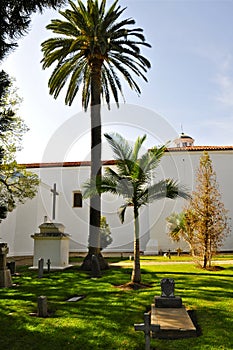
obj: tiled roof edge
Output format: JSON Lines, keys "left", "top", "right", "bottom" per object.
{"left": 165, "top": 145, "right": 233, "bottom": 152}
{"left": 23, "top": 160, "right": 116, "bottom": 169}
{"left": 21, "top": 146, "right": 233, "bottom": 168}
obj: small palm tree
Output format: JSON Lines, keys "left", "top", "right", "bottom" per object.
{"left": 166, "top": 212, "right": 187, "bottom": 242}
{"left": 166, "top": 210, "right": 197, "bottom": 257}
{"left": 83, "top": 133, "right": 189, "bottom": 284}
{"left": 41, "top": 0, "right": 151, "bottom": 269}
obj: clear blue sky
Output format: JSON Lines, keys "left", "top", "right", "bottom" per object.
{"left": 2, "top": 0, "right": 233, "bottom": 163}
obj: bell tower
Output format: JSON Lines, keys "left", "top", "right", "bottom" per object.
{"left": 174, "top": 132, "right": 195, "bottom": 148}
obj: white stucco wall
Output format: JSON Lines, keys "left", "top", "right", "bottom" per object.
{"left": 0, "top": 148, "right": 232, "bottom": 256}
{"left": 147, "top": 150, "right": 233, "bottom": 252}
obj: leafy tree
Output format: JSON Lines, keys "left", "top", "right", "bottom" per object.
{"left": 0, "top": 1, "right": 63, "bottom": 221}
{"left": 0, "top": 72, "right": 28, "bottom": 155}
{"left": 167, "top": 152, "right": 231, "bottom": 268}
{"left": 41, "top": 0, "right": 151, "bottom": 270}
{"left": 100, "top": 216, "right": 112, "bottom": 251}
{"left": 0, "top": 74, "right": 39, "bottom": 221}
{"left": 0, "top": 0, "right": 66, "bottom": 61}
{"left": 0, "top": 0, "right": 66, "bottom": 127}
{"left": 0, "top": 161, "right": 39, "bottom": 221}
{"left": 83, "top": 133, "right": 189, "bottom": 284}
{"left": 190, "top": 152, "right": 231, "bottom": 268}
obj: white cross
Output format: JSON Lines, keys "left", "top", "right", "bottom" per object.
{"left": 50, "top": 183, "right": 59, "bottom": 220}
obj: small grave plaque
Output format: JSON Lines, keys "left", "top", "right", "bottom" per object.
{"left": 67, "top": 295, "right": 85, "bottom": 302}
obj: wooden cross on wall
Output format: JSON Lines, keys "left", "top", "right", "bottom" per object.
{"left": 50, "top": 183, "right": 59, "bottom": 221}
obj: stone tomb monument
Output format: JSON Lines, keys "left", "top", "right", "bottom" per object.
{"left": 135, "top": 278, "right": 197, "bottom": 346}
{"left": 31, "top": 222, "right": 72, "bottom": 270}
{"left": 151, "top": 278, "right": 196, "bottom": 339}
{"left": 0, "top": 243, "right": 12, "bottom": 288}
{"left": 31, "top": 183, "right": 72, "bottom": 270}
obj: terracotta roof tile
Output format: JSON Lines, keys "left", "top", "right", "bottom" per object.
{"left": 22, "top": 146, "right": 233, "bottom": 169}
{"left": 166, "top": 145, "right": 233, "bottom": 152}
{"left": 23, "top": 159, "right": 116, "bottom": 169}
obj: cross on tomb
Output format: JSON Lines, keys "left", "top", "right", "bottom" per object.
{"left": 50, "top": 183, "right": 59, "bottom": 221}
{"left": 134, "top": 312, "right": 160, "bottom": 350}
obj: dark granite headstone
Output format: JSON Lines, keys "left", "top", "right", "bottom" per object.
{"left": 47, "top": 259, "right": 51, "bottom": 273}
{"left": 155, "top": 278, "right": 182, "bottom": 308}
{"left": 38, "top": 258, "right": 44, "bottom": 278}
{"left": 91, "top": 255, "right": 101, "bottom": 277}
{"left": 161, "top": 278, "right": 175, "bottom": 297}
{"left": 7, "top": 261, "right": 16, "bottom": 275}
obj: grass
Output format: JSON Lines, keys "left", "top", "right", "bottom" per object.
{"left": 0, "top": 259, "right": 232, "bottom": 350}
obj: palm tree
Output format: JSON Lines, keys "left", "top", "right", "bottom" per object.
{"left": 166, "top": 212, "right": 187, "bottom": 242}
{"left": 83, "top": 133, "right": 189, "bottom": 284}
{"left": 41, "top": 0, "right": 151, "bottom": 269}
{"left": 166, "top": 210, "right": 197, "bottom": 257}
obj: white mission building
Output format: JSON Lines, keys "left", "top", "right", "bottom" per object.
{"left": 1, "top": 133, "right": 233, "bottom": 257}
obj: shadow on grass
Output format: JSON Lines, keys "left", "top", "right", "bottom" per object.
{"left": 0, "top": 266, "right": 150, "bottom": 349}
{"left": 0, "top": 264, "right": 232, "bottom": 350}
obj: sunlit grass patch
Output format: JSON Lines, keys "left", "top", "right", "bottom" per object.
{"left": 0, "top": 261, "right": 232, "bottom": 349}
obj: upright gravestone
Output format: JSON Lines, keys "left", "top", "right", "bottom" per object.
{"left": 38, "top": 296, "right": 48, "bottom": 317}
{"left": 91, "top": 254, "right": 101, "bottom": 277}
{"left": 38, "top": 258, "right": 44, "bottom": 278}
{"left": 154, "top": 278, "right": 182, "bottom": 308}
{"left": 161, "top": 278, "right": 175, "bottom": 297}
{"left": 0, "top": 243, "right": 12, "bottom": 288}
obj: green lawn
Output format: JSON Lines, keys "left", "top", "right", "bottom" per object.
{"left": 0, "top": 260, "right": 232, "bottom": 350}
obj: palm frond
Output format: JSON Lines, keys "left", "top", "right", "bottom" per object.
{"left": 108, "top": 57, "right": 142, "bottom": 94}
{"left": 41, "top": 0, "right": 151, "bottom": 107}
{"left": 145, "top": 179, "right": 190, "bottom": 203}
{"left": 138, "top": 144, "right": 167, "bottom": 177}
{"left": 118, "top": 203, "right": 129, "bottom": 223}
{"left": 132, "top": 134, "right": 146, "bottom": 162}
{"left": 104, "top": 133, "right": 132, "bottom": 161}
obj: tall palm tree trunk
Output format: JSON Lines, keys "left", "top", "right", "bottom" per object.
{"left": 81, "top": 59, "right": 108, "bottom": 270}
{"left": 131, "top": 207, "right": 141, "bottom": 283}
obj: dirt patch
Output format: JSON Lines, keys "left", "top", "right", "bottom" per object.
{"left": 205, "top": 266, "right": 225, "bottom": 271}
{"left": 114, "top": 281, "right": 152, "bottom": 290}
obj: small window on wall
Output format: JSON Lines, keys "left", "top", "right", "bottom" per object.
{"left": 73, "top": 191, "right": 82, "bottom": 208}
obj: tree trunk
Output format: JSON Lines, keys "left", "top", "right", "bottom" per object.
{"left": 81, "top": 59, "right": 108, "bottom": 271}
{"left": 131, "top": 207, "right": 141, "bottom": 283}
{"left": 203, "top": 235, "right": 209, "bottom": 268}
